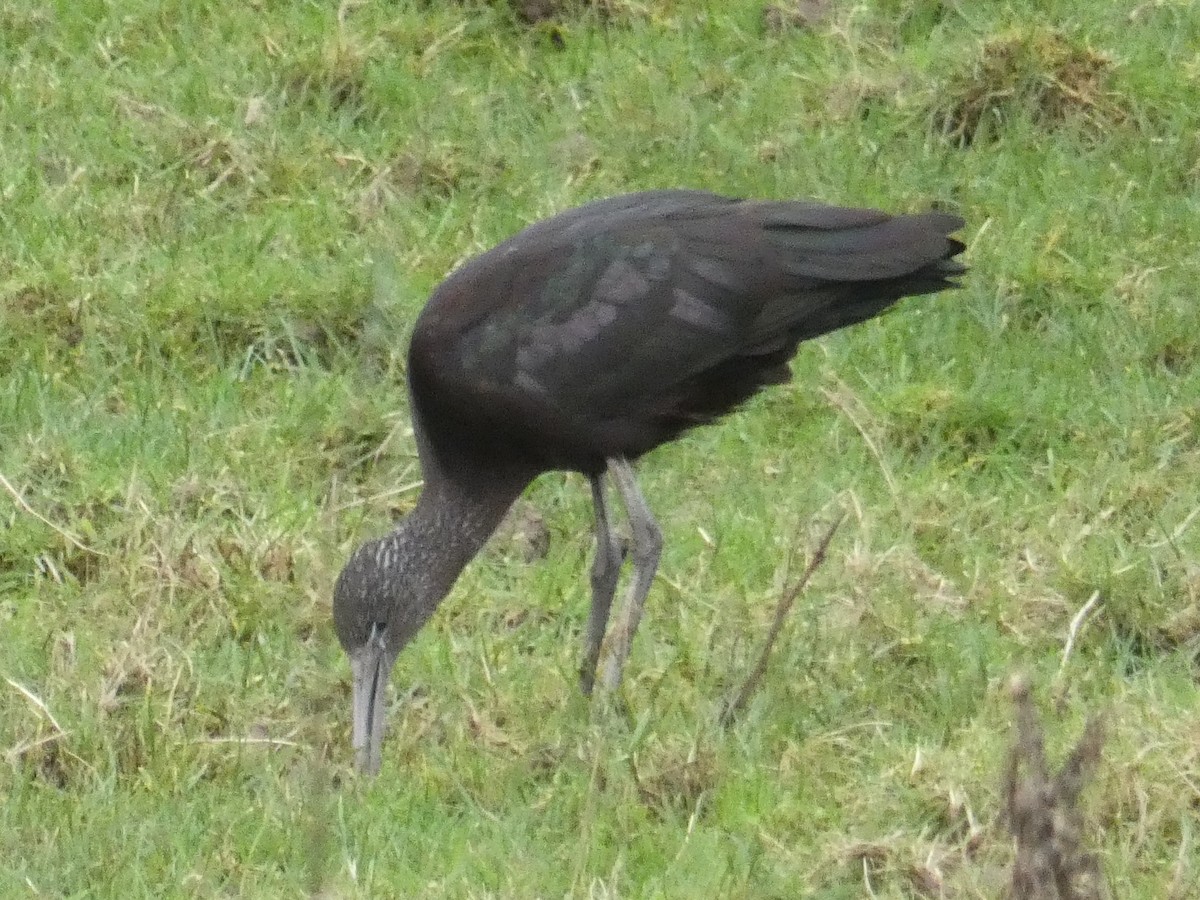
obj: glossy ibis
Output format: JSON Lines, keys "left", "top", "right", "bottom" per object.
{"left": 333, "top": 189, "right": 966, "bottom": 773}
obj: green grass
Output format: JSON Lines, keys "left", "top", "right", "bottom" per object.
{"left": 2, "top": 0, "right": 1199, "bottom": 895}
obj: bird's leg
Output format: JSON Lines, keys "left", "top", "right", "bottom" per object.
{"left": 580, "top": 473, "right": 625, "bottom": 696}
{"left": 600, "top": 457, "right": 662, "bottom": 693}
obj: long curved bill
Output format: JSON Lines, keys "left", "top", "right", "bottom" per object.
{"left": 350, "top": 627, "right": 399, "bottom": 775}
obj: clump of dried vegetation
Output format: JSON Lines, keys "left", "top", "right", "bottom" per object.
{"left": 931, "top": 27, "right": 1128, "bottom": 146}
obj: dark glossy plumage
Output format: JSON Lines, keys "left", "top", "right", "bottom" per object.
{"left": 334, "top": 189, "right": 967, "bottom": 773}
{"left": 410, "top": 189, "right": 964, "bottom": 473}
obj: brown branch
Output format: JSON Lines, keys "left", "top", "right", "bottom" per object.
{"left": 720, "top": 514, "right": 844, "bottom": 728}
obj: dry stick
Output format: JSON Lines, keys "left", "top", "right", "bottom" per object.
{"left": 720, "top": 514, "right": 844, "bottom": 728}
{"left": 1052, "top": 590, "right": 1103, "bottom": 712}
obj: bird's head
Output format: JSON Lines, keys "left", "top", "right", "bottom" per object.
{"left": 332, "top": 532, "right": 439, "bottom": 775}
{"left": 332, "top": 462, "right": 526, "bottom": 774}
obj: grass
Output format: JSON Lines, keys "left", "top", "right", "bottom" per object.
{"left": 2, "top": 0, "right": 1199, "bottom": 895}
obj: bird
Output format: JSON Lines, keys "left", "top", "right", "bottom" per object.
{"left": 333, "top": 189, "right": 966, "bottom": 774}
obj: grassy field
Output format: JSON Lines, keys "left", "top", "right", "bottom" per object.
{"left": 3, "top": 0, "right": 1199, "bottom": 895}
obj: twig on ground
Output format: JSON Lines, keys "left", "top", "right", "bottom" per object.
{"left": 720, "top": 514, "right": 844, "bottom": 728}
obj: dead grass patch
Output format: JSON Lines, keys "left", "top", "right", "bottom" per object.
{"left": 829, "top": 836, "right": 960, "bottom": 897}
{"left": 181, "top": 313, "right": 350, "bottom": 372}
{"left": 629, "top": 735, "right": 717, "bottom": 817}
{"left": 5, "top": 284, "right": 85, "bottom": 348}
{"left": 0, "top": 2, "right": 50, "bottom": 47}
{"left": 763, "top": 0, "right": 831, "bottom": 33}
{"left": 178, "top": 127, "right": 260, "bottom": 191}
{"left": 355, "top": 145, "right": 507, "bottom": 221}
{"left": 466, "top": 702, "right": 525, "bottom": 754}
{"left": 931, "top": 27, "right": 1127, "bottom": 146}
{"left": 825, "top": 73, "right": 904, "bottom": 124}
{"left": 490, "top": 499, "right": 552, "bottom": 563}
{"left": 284, "top": 37, "right": 375, "bottom": 118}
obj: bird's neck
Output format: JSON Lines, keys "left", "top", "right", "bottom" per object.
{"left": 386, "top": 464, "right": 531, "bottom": 607}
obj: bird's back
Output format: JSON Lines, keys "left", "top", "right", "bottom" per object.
{"left": 408, "top": 190, "right": 966, "bottom": 475}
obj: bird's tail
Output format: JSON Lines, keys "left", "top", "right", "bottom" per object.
{"left": 757, "top": 209, "right": 967, "bottom": 344}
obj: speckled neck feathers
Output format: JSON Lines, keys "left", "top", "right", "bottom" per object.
{"left": 331, "top": 433, "right": 534, "bottom": 660}
{"left": 391, "top": 463, "right": 528, "bottom": 607}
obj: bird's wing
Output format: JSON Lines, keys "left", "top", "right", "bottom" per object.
{"left": 411, "top": 195, "right": 963, "bottom": 463}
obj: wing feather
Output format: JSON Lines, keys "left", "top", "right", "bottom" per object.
{"left": 410, "top": 191, "right": 965, "bottom": 468}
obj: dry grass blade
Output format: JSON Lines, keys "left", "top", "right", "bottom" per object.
{"left": 4, "top": 677, "right": 66, "bottom": 734}
{"left": 189, "top": 736, "right": 309, "bottom": 748}
{"left": 1004, "top": 674, "right": 1108, "bottom": 900}
{"left": 719, "top": 514, "right": 844, "bottom": 728}
{"left": 1057, "top": 591, "right": 1102, "bottom": 680}
{"left": 0, "top": 470, "right": 106, "bottom": 557}
{"left": 4, "top": 678, "right": 74, "bottom": 768}
{"left": 821, "top": 385, "right": 901, "bottom": 512}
